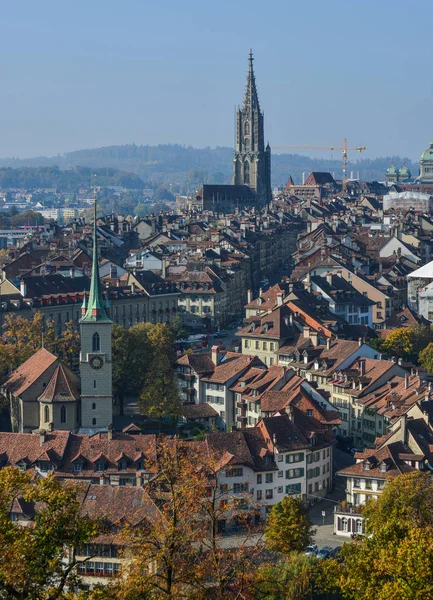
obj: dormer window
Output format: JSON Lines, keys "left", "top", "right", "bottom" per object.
{"left": 94, "top": 461, "right": 105, "bottom": 473}
{"left": 73, "top": 462, "right": 82, "bottom": 473}
{"left": 363, "top": 462, "right": 370, "bottom": 471}
{"left": 38, "top": 461, "right": 53, "bottom": 472}
{"left": 136, "top": 460, "right": 143, "bottom": 471}
{"left": 379, "top": 463, "right": 387, "bottom": 473}
{"left": 17, "top": 462, "right": 26, "bottom": 472}
{"left": 118, "top": 460, "right": 127, "bottom": 471}
{"left": 306, "top": 409, "right": 313, "bottom": 417}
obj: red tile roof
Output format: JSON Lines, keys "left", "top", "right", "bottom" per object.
{"left": 38, "top": 364, "right": 80, "bottom": 403}
{"left": 4, "top": 348, "right": 57, "bottom": 397}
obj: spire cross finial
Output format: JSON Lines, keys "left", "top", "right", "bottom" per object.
{"left": 249, "top": 49, "right": 254, "bottom": 68}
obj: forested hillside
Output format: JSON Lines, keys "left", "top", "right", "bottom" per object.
{"left": 0, "top": 144, "right": 418, "bottom": 190}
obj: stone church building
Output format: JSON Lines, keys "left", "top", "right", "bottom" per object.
{"left": 4, "top": 197, "right": 114, "bottom": 434}
{"left": 200, "top": 52, "right": 272, "bottom": 212}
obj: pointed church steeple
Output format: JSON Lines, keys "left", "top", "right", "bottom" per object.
{"left": 233, "top": 51, "right": 271, "bottom": 207}
{"left": 80, "top": 184, "right": 111, "bottom": 324}
{"left": 243, "top": 50, "right": 260, "bottom": 113}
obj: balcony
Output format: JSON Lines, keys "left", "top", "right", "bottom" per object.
{"left": 236, "top": 400, "right": 247, "bottom": 409}
{"left": 236, "top": 415, "right": 247, "bottom": 425}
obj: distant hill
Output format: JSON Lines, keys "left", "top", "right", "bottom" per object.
{"left": 0, "top": 144, "right": 419, "bottom": 190}
{"left": 0, "top": 166, "right": 145, "bottom": 191}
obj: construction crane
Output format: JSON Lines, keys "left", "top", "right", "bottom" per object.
{"left": 273, "top": 138, "right": 366, "bottom": 192}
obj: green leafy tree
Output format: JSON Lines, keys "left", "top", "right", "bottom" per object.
{"left": 419, "top": 342, "right": 433, "bottom": 373}
{"left": 323, "top": 472, "right": 433, "bottom": 600}
{"left": 409, "top": 323, "right": 432, "bottom": 355}
{"left": 0, "top": 467, "right": 98, "bottom": 599}
{"left": 255, "top": 553, "right": 320, "bottom": 600}
{"left": 264, "top": 496, "right": 314, "bottom": 556}
{"left": 111, "top": 323, "right": 153, "bottom": 415}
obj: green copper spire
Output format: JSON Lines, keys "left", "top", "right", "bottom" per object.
{"left": 80, "top": 181, "right": 112, "bottom": 324}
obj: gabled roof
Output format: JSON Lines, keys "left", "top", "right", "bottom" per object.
{"left": 4, "top": 348, "right": 58, "bottom": 397}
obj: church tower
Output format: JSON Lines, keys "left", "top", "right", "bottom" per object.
{"left": 79, "top": 190, "right": 113, "bottom": 430}
{"left": 233, "top": 51, "right": 271, "bottom": 207}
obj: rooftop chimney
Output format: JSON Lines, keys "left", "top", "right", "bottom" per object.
{"left": 405, "top": 374, "right": 409, "bottom": 390}
{"left": 211, "top": 345, "right": 221, "bottom": 366}
{"left": 272, "top": 433, "right": 277, "bottom": 446}
{"left": 162, "top": 258, "right": 167, "bottom": 279}
{"left": 326, "top": 272, "right": 333, "bottom": 285}
{"left": 326, "top": 337, "right": 331, "bottom": 351}
{"left": 39, "top": 429, "right": 46, "bottom": 447}
{"left": 107, "top": 423, "right": 113, "bottom": 441}
{"left": 20, "top": 279, "right": 27, "bottom": 297}
{"left": 359, "top": 359, "right": 366, "bottom": 377}
{"left": 310, "top": 331, "right": 318, "bottom": 347}
{"left": 247, "top": 289, "right": 253, "bottom": 304}
{"left": 358, "top": 337, "right": 362, "bottom": 347}
{"left": 303, "top": 326, "right": 310, "bottom": 339}
{"left": 277, "top": 293, "right": 283, "bottom": 307}
{"left": 69, "top": 267, "right": 75, "bottom": 279}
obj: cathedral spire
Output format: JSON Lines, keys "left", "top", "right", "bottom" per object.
{"left": 243, "top": 49, "right": 260, "bottom": 113}
{"left": 80, "top": 179, "right": 111, "bottom": 323}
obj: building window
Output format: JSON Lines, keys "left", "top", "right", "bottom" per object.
{"left": 73, "top": 462, "right": 82, "bottom": 472}
{"left": 94, "top": 461, "right": 104, "bottom": 472}
{"left": 265, "top": 473, "right": 273, "bottom": 483}
{"left": 257, "top": 474, "right": 262, "bottom": 484}
{"left": 244, "top": 161, "right": 250, "bottom": 185}
{"left": 92, "top": 403, "right": 96, "bottom": 410}
{"left": 60, "top": 405, "right": 66, "bottom": 424}
{"left": 265, "top": 489, "right": 273, "bottom": 499}
{"left": 92, "top": 418, "right": 97, "bottom": 426}
{"left": 44, "top": 405, "right": 49, "bottom": 423}
{"left": 92, "top": 332, "right": 100, "bottom": 352}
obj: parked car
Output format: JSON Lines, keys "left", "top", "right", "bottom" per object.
{"left": 304, "top": 544, "right": 318, "bottom": 556}
{"left": 330, "top": 546, "right": 342, "bottom": 558}
{"left": 317, "top": 546, "right": 333, "bottom": 560}
{"left": 216, "top": 330, "right": 228, "bottom": 338}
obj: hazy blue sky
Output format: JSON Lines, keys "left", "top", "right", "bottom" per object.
{"left": 2, "top": 0, "right": 432, "bottom": 160}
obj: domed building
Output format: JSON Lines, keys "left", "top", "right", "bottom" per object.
{"left": 385, "top": 164, "right": 399, "bottom": 184}
{"left": 399, "top": 164, "right": 411, "bottom": 182}
{"left": 418, "top": 141, "right": 433, "bottom": 183}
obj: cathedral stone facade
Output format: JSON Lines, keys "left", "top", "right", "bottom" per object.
{"left": 200, "top": 52, "right": 272, "bottom": 212}
{"left": 233, "top": 51, "right": 272, "bottom": 207}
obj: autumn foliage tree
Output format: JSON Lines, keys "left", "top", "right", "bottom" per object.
{"left": 324, "top": 471, "right": 433, "bottom": 600}
{"left": 0, "top": 467, "right": 98, "bottom": 600}
{"left": 264, "top": 496, "right": 314, "bottom": 556}
{"left": 0, "top": 312, "right": 80, "bottom": 382}
{"left": 114, "top": 437, "right": 266, "bottom": 600}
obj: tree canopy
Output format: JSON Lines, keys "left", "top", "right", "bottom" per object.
{"left": 0, "top": 468, "right": 98, "bottom": 600}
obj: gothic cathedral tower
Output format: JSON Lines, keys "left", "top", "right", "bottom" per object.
{"left": 233, "top": 51, "right": 271, "bottom": 207}
{"left": 79, "top": 191, "right": 113, "bottom": 430}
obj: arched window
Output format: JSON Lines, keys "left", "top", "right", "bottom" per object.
{"left": 92, "top": 418, "right": 96, "bottom": 426}
{"left": 60, "top": 405, "right": 66, "bottom": 424}
{"left": 44, "top": 405, "right": 49, "bottom": 423}
{"left": 244, "top": 138, "right": 250, "bottom": 152}
{"left": 244, "top": 161, "right": 250, "bottom": 185}
{"left": 92, "top": 402, "right": 96, "bottom": 410}
{"left": 92, "top": 332, "right": 100, "bottom": 352}
{"left": 244, "top": 121, "right": 250, "bottom": 135}
{"left": 356, "top": 519, "right": 363, "bottom": 534}
{"left": 342, "top": 518, "right": 348, "bottom": 532}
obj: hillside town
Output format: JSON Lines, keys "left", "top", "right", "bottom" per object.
{"left": 2, "top": 47, "right": 433, "bottom": 599}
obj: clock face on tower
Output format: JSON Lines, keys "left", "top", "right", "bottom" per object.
{"left": 89, "top": 355, "right": 104, "bottom": 370}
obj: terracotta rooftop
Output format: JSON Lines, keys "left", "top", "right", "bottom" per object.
{"left": 38, "top": 363, "right": 80, "bottom": 403}
{"left": 4, "top": 348, "right": 58, "bottom": 397}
